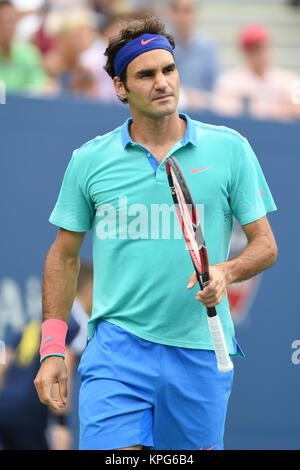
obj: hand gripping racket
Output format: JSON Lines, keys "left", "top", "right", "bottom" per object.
{"left": 166, "top": 156, "right": 233, "bottom": 373}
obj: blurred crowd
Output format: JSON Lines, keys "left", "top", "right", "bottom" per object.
{"left": 0, "top": 0, "right": 299, "bottom": 452}
{"left": 0, "top": 262, "right": 93, "bottom": 450}
{"left": 0, "top": 0, "right": 299, "bottom": 120}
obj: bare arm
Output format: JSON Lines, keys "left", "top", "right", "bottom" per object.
{"left": 188, "top": 216, "right": 277, "bottom": 307}
{"left": 219, "top": 216, "right": 277, "bottom": 285}
{"left": 34, "top": 228, "right": 86, "bottom": 411}
{"left": 42, "top": 228, "right": 86, "bottom": 322}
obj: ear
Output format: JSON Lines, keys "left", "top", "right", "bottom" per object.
{"left": 113, "top": 76, "right": 128, "bottom": 101}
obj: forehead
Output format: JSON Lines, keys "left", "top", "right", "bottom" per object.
{"left": 171, "top": 0, "right": 196, "bottom": 10}
{"left": 127, "top": 49, "right": 175, "bottom": 74}
{"left": 244, "top": 43, "right": 269, "bottom": 54}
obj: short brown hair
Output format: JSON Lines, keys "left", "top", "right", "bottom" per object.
{"left": 104, "top": 16, "right": 175, "bottom": 103}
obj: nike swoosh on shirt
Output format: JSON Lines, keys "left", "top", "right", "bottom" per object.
{"left": 141, "top": 37, "right": 158, "bottom": 45}
{"left": 190, "top": 166, "right": 211, "bottom": 173}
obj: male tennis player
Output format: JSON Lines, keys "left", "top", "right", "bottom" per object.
{"left": 34, "top": 16, "right": 277, "bottom": 450}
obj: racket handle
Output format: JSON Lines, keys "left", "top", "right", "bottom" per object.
{"left": 207, "top": 306, "right": 217, "bottom": 318}
{"left": 207, "top": 315, "right": 233, "bottom": 373}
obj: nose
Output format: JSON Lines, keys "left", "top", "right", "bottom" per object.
{"left": 154, "top": 71, "right": 169, "bottom": 90}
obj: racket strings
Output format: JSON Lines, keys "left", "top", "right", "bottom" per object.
{"left": 171, "top": 168, "right": 202, "bottom": 272}
{"left": 167, "top": 158, "right": 233, "bottom": 373}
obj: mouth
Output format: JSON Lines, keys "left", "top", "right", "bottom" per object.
{"left": 153, "top": 94, "right": 173, "bottom": 101}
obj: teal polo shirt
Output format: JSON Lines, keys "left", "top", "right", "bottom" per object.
{"left": 49, "top": 113, "right": 276, "bottom": 355}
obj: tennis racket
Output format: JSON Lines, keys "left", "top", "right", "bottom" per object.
{"left": 166, "top": 156, "right": 233, "bottom": 373}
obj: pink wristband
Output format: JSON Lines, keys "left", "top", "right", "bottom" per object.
{"left": 40, "top": 319, "right": 68, "bottom": 363}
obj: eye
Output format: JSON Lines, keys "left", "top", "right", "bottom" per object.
{"left": 164, "top": 65, "right": 176, "bottom": 74}
{"left": 139, "top": 71, "right": 154, "bottom": 78}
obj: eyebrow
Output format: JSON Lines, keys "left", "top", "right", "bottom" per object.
{"left": 135, "top": 62, "right": 176, "bottom": 77}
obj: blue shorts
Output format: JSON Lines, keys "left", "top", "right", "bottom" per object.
{"left": 78, "top": 320, "right": 234, "bottom": 450}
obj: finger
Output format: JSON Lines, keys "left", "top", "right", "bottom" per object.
{"left": 47, "top": 387, "right": 68, "bottom": 410}
{"left": 203, "top": 300, "right": 220, "bottom": 308}
{"left": 205, "top": 275, "right": 221, "bottom": 288}
{"left": 34, "top": 383, "right": 44, "bottom": 405}
{"left": 196, "top": 287, "right": 222, "bottom": 301}
{"left": 47, "top": 399, "right": 67, "bottom": 412}
{"left": 197, "top": 288, "right": 226, "bottom": 306}
{"left": 197, "top": 295, "right": 218, "bottom": 307}
{"left": 34, "top": 374, "right": 48, "bottom": 403}
{"left": 196, "top": 285, "right": 217, "bottom": 297}
{"left": 196, "top": 294, "right": 217, "bottom": 305}
{"left": 197, "top": 285, "right": 223, "bottom": 299}
{"left": 187, "top": 271, "right": 198, "bottom": 289}
{"left": 58, "top": 375, "right": 68, "bottom": 406}
{"left": 46, "top": 395, "right": 67, "bottom": 411}
{"left": 36, "top": 378, "right": 66, "bottom": 411}
{"left": 51, "top": 382, "right": 67, "bottom": 407}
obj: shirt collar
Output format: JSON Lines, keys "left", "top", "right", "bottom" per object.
{"left": 180, "top": 113, "right": 197, "bottom": 147}
{"left": 121, "top": 112, "right": 197, "bottom": 149}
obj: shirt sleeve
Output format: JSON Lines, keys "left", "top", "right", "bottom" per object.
{"left": 229, "top": 139, "right": 277, "bottom": 226}
{"left": 49, "top": 150, "right": 94, "bottom": 232}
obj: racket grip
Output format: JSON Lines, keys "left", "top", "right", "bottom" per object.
{"left": 207, "top": 306, "right": 217, "bottom": 318}
{"left": 207, "top": 315, "right": 233, "bottom": 373}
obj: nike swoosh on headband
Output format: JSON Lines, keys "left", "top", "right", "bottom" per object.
{"left": 141, "top": 37, "right": 158, "bottom": 45}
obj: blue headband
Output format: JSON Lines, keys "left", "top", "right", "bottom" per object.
{"left": 113, "top": 33, "right": 174, "bottom": 77}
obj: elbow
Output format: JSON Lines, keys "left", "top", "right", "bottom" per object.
{"left": 269, "top": 240, "right": 278, "bottom": 267}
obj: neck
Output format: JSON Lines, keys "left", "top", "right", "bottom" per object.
{"left": 251, "top": 67, "right": 267, "bottom": 79}
{"left": 129, "top": 110, "right": 186, "bottom": 150}
{"left": 247, "top": 62, "right": 268, "bottom": 78}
